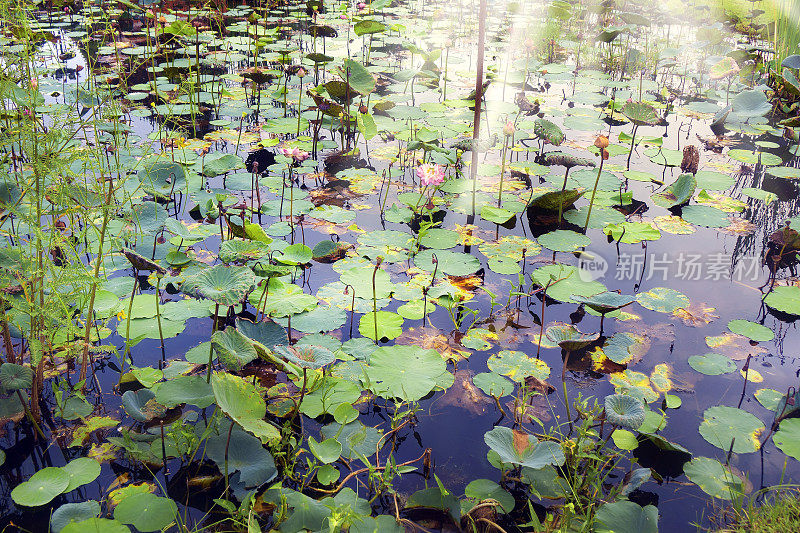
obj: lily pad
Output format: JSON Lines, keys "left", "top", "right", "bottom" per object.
{"left": 698, "top": 405, "right": 764, "bottom": 453}
{"left": 483, "top": 426, "right": 565, "bottom": 469}
{"left": 688, "top": 353, "right": 737, "bottom": 375}
{"left": 604, "top": 394, "right": 646, "bottom": 430}
{"left": 683, "top": 457, "right": 744, "bottom": 500}
{"left": 365, "top": 345, "right": 453, "bottom": 401}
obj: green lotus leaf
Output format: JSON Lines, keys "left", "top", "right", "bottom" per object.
{"left": 273, "top": 344, "right": 335, "bottom": 369}
{"left": 62, "top": 457, "right": 101, "bottom": 493}
{"left": 621, "top": 101, "right": 660, "bottom": 126}
{"left": 651, "top": 173, "right": 696, "bottom": 208}
{"left": 483, "top": 426, "right": 565, "bottom": 469}
{"left": 114, "top": 492, "right": 178, "bottom": 532}
{"left": 122, "top": 389, "right": 166, "bottom": 423}
{"left": 308, "top": 436, "right": 343, "bottom": 464}
{"left": 530, "top": 264, "right": 606, "bottom": 303}
{"left": 0, "top": 363, "right": 33, "bottom": 391}
{"left": 543, "top": 151, "right": 595, "bottom": 169}
{"left": 727, "top": 320, "right": 774, "bottom": 342}
{"left": 604, "top": 394, "right": 646, "bottom": 430}
{"left": 61, "top": 519, "right": 130, "bottom": 533}
{"left": 211, "top": 372, "right": 280, "bottom": 444}
{"left": 764, "top": 286, "right": 800, "bottom": 315}
{"left": 773, "top": 418, "right": 800, "bottom": 461}
{"left": 528, "top": 188, "right": 586, "bottom": 211}
{"left": 414, "top": 249, "right": 481, "bottom": 276}
{"left": 545, "top": 324, "right": 599, "bottom": 351}
{"left": 205, "top": 426, "right": 277, "bottom": 487}
{"left": 594, "top": 501, "right": 658, "bottom": 533}
{"left": 182, "top": 265, "right": 256, "bottom": 307}
{"left": 365, "top": 345, "right": 453, "bottom": 401}
{"left": 51, "top": 500, "right": 102, "bottom": 533}
{"left": 698, "top": 405, "right": 764, "bottom": 453}
{"left": 218, "top": 239, "right": 270, "bottom": 264}
{"left": 683, "top": 457, "right": 744, "bottom": 500}
{"left": 359, "top": 311, "right": 404, "bottom": 341}
{"left": 464, "top": 479, "right": 515, "bottom": 514}
{"left": 212, "top": 327, "right": 258, "bottom": 371}
{"left": 138, "top": 160, "right": 187, "bottom": 199}
{"left": 571, "top": 291, "right": 635, "bottom": 314}
{"left": 688, "top": 353, "right": 737, "bottom": 375}
{"left": 11, "top": 466, "right": 70, "bottom": 507}
{"left": 236, "top": 317, "right": 289, "bottom": 348}
{"left": 604, "top": 221, "right": 661, "bottom": 243}
{"left": 472, "top": 372, "right": 515, "bottom": 397}
{"left": 636, "top": 287, "right": 689, "bottom": 313}
{"left": 487, "top": 350, "right": 550, "bottom": 381}
{"left": 533, "top": 118, "right": 565, "bottom": 146}
{"left": 153, "top": 375, "right": 214, "bottom": 408}
{"left": 537, "top": 229, "right": 591, "bottom": 253}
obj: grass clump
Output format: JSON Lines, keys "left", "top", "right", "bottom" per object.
{"left": 719, "top": 490, "right": 800, "bottom": 532}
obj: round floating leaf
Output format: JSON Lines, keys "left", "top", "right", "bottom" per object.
{"left": 182, "top": 265, "right": 256, "bottom": 306}
{"left": 365, "top": 345, "right": 453, "bottom": 401}
{"left": 563, "top": 206, "right": 625, "bottom": 229}
{"left": 62, "top": 457, "right": 101, "bottom": 493}
{"left": 621, "top": 101, "right": 659, "bottom": 126}
{"left": 571, "top": 292, "right": 635, "bottom": 314}
{"left": 533, "top": 118, "right": 565, "bottom": 145}
{"left": 767, "top": 166, "right": 800, "bottom": 179}
{"left": 0, "top": 363, "right": 34, "bottom": 391}
{"left": 594, "top": 501, "right": 658, "bottom": 533}
{"left": 212, "top": 328, "right": 258, "bottom": 371}
{"left": 483, "top": 426, "right": 565, "bottom": 469}
{"left": 308, "top": 437, "right": 343, "bottom": 464}
{"left": 604, "top": 394, "right": 646, "bottom": 430}
{"left": 61, "top": 519, "right": 130, "bottom": 533}
{"left": 612, "top": 429, "right": 639, "bottom": 450}
{"left": 414, "top": 249, "right": 480, "bottom": 276}
{"left": 488, "top": 350, "right": 550, "bottom": 381}
{"left": 359, "top": 311, "right": 404, "bottom": 341}
{"left": 688, "top": 353, "right": 737, "bottom": 375}
{"left": 695, "top": 170, "right": 735, "bottom": 190}
{"left": 727, "top": 320, "right": 773, "bottom": 342}
{"left": 472, "top": 372, "right": 515, "bottom": 397}
{"left": 273, "top": 344, "right": 335, "bottom": 369}
{"left": 636, "top": 287, "right": 689, "bottom": 313}
{"left": 699, "top": 406, "right": 764, "bottom": 453}
{"left": 205, "top": 427, "right": 277, "bottom": 487}
{"left": 651, "top": 174, "right": 696, "bottom": 208}
{"left": 530, "top": 264, "right": 606, "bottom": 302}
{"left": 764, "top": 286, "right": 800, "bottom": 316}
{"left": 684, "top": 457, "right": 744, "bottom": 500}
{"left": 680, "top": 205, "right": 730, "bottom": 228}
{"left": 727, "top": 148, "right": 782, "bottom": 166}
{"left": 114, "top": 492, "right": 177, "bottom": 532}
{"left": 773, "top": 418, "right": 800, "bottom": 461}
{"left": 537, "top": 230, "right": 591, "bottom": 253}
{"left": 545, "top": 324, "right": 599, "bottom": 351}
{"left": 51, "top": 500, "right": 102, "bottom": 533}
{"left": 464, "top": 479, "right": 515, "bottom": 514}
{"left": 604, "top": 222, "right": 661, "bottom": 243}
{"left": 419, "top": 228, "right": 459, "bottom": 250}
{"left": 11, "top": 467, "right": 70, "bottom": 507}
{"left": 122, "top": 389, "right": 166, "bottom": 423}
{"left": 154, "top": 375, "right": 214, "bottom": 408}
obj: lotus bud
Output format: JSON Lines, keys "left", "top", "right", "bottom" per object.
{"left": 680, "top": 145, "right": 700, "bottom": 175}
{"left": 375, "top": 256, "right": 384, "bottom": 267}
{"left": 594, "top": 135, "right": 609, "bottom": 149}
{"left": 297, "top": 67, "right": 307, "bottom": 78}
{"left": 503, "top": 120, "right": 515, "bottom": 137}
{"left": 359, "top": 104, "right": 368, "bottom": 114}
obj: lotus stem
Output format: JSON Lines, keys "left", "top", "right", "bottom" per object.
{"left": 562, "top": 350, "right": 572, "bottom": 424}
{"left": 625, "top": 124, "right": 638, "bottom": 171}
{"left": 583, "top": 154, "right": 605, "bottom": 233}
{"left": 497, "top": 135, "right": 508, "bottom": 207}
{"left": 556, "top": 167, "right": 571, "bottom": 227}
{"left": 155, "top": 275, "right": 165, "bottom": 367}
{"left": 206, "top": 303, "right": 220, "bottom": 383}
{"left": 118, "top": 274, "right": 138, "bottom": 388}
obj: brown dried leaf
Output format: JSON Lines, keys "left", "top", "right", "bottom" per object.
{"left": 672, "top": 302, "right": 719, "bottom": 327}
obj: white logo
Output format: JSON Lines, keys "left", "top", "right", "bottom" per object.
{"left": 576, "top": 250, "right": 608, "bottom": 281}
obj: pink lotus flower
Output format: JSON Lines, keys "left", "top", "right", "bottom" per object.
{"left": 503, "top": 119, "right": 515, "bottom": 137}
{"left": 357, "top": 2, "right": 366, "bottom": 9}
{"left": 278, "top": 146, "right": 310, "bottom": 162}
{"left": 416, "top": 163, "right": 445, "bottom": 187}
